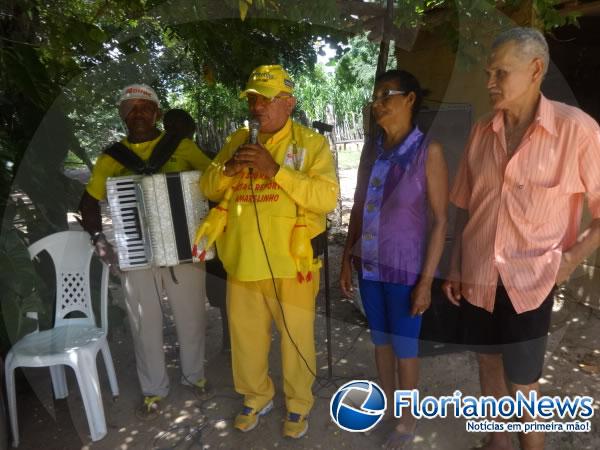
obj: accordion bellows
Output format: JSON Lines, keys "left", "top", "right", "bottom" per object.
{"left": 106, "top": 171, "right": 214, "bottom": 271}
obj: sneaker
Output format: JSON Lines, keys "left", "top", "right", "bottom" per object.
{"left": 192, "top": 378, "right": 214, "bottom": 399}
{"left": 283, "top": 412, "right": 308, "bottom": 439}
{"left": 136, "top": 395, "right": 162, "bottom": 420}
{"left": 233, "top": 400, "right": 274, "bottom": 432}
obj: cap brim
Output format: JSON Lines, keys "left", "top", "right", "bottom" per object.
{"left": 239, "top": 86, "right": 282, "bottom": 99}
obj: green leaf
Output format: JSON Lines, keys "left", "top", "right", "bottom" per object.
{"left": 89, "top": 26, "right": 107, "bottom": 43}
{"left": 20, "top": 316, "right": 39, "bottom": 336}
{"left": 239, "top": 0, "right": 250, "bottom": 21}
{"left": 0, "top": 229, "right": 37, "bottom": 297}
{"left": 20, "top": 291, "right": 43, "bottom": 315}
{"left": 1, "top": 294, "right": 21, "bottom": 343}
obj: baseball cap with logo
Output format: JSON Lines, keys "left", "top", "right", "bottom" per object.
{"left": 240, "top": 65, "right": 295, "bottom": 99}
{"left": 118, "top": 84, "right": 160, "bottom": 107}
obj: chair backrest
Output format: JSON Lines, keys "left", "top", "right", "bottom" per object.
{"left": 27, "top": 231, "right": 109, "bottom": 333}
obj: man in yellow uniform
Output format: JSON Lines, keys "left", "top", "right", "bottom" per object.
{"left": 79, "top": 84, "right": 211, "bottom": 417}
{"left": 201, "top": 65, "right": 339, "bottom": 439}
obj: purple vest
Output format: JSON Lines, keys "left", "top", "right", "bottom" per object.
{"left": 360, "top": 127, "right": 428, "bottom": 285}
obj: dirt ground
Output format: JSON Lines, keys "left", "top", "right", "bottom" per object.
{"left": 6, "top": 149, "right": 600, "bottom": 449}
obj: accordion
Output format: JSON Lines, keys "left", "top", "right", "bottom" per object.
{"left": 106, "top": 171, "right": 214, "bottom": 271}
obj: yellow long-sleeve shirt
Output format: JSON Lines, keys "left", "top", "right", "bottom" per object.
{"left": 201, "top": 119, "right": 339, "bottom": 281}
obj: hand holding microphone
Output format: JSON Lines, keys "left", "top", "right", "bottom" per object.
{"left": 246, "top": 119, "right": 259, "bottom": 176}
{"left": 232, "top": 118, "right": 280, "bottom": 178}
{"left": 223, "top": 119, "right": 259, "bottom": 177}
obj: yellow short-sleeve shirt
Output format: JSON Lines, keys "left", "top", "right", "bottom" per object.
{"left": 86, "top": 133, "right": 211, "bottom": 200}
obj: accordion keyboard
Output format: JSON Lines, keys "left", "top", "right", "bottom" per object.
{"left": 106, "top": 176, "right": 150, "bottom": 270}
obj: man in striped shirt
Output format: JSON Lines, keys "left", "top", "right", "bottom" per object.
{"left": 443, "top": 27, "right": 600, "bottom": 450}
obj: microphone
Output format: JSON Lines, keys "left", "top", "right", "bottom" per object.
{"left": 248, "top": 119, "right": 260, "bottom": 174}
{"left": 249, "top": 119, "right": 260, "bottom": 144}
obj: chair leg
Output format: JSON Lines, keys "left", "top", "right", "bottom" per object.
{"left": 100, "top": 341, "right": 119, "bottom": 397}
{"left": 4, "top": 356, "right": 19, "bottom": 447}
{"left": 71, "top": 351, "right": 107, "bottom": 442}
{"left": 49, "top": 365, "right": 68, "bottom": 399}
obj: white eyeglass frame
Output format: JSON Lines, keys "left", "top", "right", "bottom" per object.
{"left": 370, "top": 89, "right": 407, "bottom": 104}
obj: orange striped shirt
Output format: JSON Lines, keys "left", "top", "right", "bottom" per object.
{"left": 450, "top": 95, "right": 600, "bottom": 313}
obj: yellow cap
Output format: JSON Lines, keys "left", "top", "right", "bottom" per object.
{"left": 240, "top": 64, "right": 295, "bottom": 99}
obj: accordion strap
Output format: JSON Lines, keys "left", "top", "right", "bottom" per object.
{"left": 103, "top": 133, "right": 185, "bottom": 175}
{"left": 104, "top": 142, "right": 146, "bottom": 173}
{"left": 147, "top": 133, "right": 184, "bottom": 173}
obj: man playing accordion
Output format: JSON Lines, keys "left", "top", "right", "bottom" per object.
{"left": 78, "top": 84, "right": 211, "bottom": 417}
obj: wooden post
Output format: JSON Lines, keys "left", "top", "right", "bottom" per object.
{"left": 375, "top": 0, "right": 394, "bottom": 78}
{"left": 363, "top": 0, "right": 395, "bottom": 170}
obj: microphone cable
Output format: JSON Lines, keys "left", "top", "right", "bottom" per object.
{"left": 249, "top": 170, "right": 346, "bottom": 390}
{"left": 244, "top": 122, "right": 364, "bottom": 391}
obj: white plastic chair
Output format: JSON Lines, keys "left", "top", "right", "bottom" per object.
{"left": 4, "top": 231, "right": 119, "bottom": 446}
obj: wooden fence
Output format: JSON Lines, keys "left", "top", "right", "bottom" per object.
{"left": 194, "top": 111, "right": 364, "bottom": 156}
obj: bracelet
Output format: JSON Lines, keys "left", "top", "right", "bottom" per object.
{"left": 91, "top": 231, "right": 105, "bottom": 246}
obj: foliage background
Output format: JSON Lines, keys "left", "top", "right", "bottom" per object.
{"left": 0, "top": 0, "right": 579, "bottom": 354}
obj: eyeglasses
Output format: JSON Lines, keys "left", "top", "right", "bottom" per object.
{"left": 247, "top": 94, "right": 292, "bottom": 106}
{"left": 370, "top": 89, "right": 406, "bottom": 105}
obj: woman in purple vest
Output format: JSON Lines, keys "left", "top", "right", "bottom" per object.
{"left": 340, "top": 70, "right": 448, "bottom": 447}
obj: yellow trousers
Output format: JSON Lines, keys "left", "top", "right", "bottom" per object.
{"left": 227, "top": 273, "right": 320, "bottom": 415}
